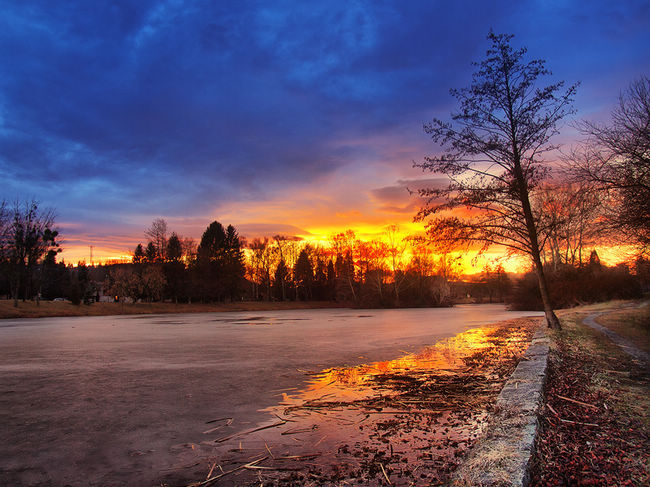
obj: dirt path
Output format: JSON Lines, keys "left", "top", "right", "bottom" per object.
{"left": 583, "top": 310, "right": 650, "bottom": 365}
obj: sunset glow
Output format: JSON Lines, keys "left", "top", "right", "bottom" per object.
{"left": 2, "top": 1, "right": 648, "bottom": 276}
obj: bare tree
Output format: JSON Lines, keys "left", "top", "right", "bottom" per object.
{"left": 0, "top": 200, "right": 9, "bottom": 263}
{"left": 415, "top": 32, "right": 578, "bottom": 329}
{"left": 570, "top": 76, "right": 650, "bottom": 253}
{"left": 385, "top": 224, "right": 407, "bottom": 306}
{"left": 249, "top": 237, "right": 275, "bottom": 300}
{"left": 141, "top": 266, "right": 166, "bottom": 302}
{"left": 329, "top": 230, "right": 358, "bottom": 302}
{"left": 6, "top": 200, "right": 60, "bottom": 307}
{"left": 181, "top": 237, "right": 197, "bottom": 263}
{"left": 533, "top": 183, "right": 600, "bottom": 269}
{"left": 145, "top": 218, "right": 168, "bottom": 261}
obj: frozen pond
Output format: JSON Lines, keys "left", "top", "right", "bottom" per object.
{"left": 0, "top": 305, "right": 542, "bottom": 486}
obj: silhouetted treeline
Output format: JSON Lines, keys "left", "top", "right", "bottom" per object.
{"left": 107, "top": 224, "right": 460, "bottom": 307}
{"left": 3, "top": 208, "right": 649, "bottom": 310}
{"left": 508, "top": 251, "right": 644, "bottom": 310}
{"left": 0, "top": 200, "right": 61, "bottom": 306}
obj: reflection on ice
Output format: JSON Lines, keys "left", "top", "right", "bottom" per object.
{"left": 277, "top": 324, "right": 531, "bottom": 409}
{"left": 196, "top": 318, "right": 538, "bottom": 486}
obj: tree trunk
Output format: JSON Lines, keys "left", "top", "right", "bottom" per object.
{"left": 511, "top": 148, "right": 561, "bottom": 329}
{"left": 10, "top": 275, "right": 19, "bottom": 308}
{"left": 532, "top": 254, "right": 561, "bottom": 329}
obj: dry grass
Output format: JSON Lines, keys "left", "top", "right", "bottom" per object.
{"left": 452, "top": 438, "right": 520, "bottom": 487}
{"left": 0, "top": 299, "right": 347, "bottom": 319}
{"left": 594, "top": 306, "right": 650, "bottom": 355}
{"left": 558, "top": 305, "right": 650, "bottom": 422}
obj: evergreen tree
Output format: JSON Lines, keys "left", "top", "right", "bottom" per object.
{"left": 166, "top": 233, "right": 183, "bottom": 262}
{"left": 164, "top": 233, "right": 185, "bottom": 303}
{"left": 223, "top": 225, "right": 245, "bottom": 301}
{"left": 294, "top": 249, "right": 313, "bottom": 301}
{"left": 313, "top": 257, "right": 328, "bottom": 300}
{"left": 196, "top": 221, "right": 227, "bottom": 301}
{"left": 40, "top": 249, "right": 67, "bottom": 299}
{"left": 145, "top": 242, "right": 158, "bottom": 263}
{"left": 133, "top": 243, "right": 145, "bottom": 264}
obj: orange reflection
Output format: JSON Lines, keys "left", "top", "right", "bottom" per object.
{"left": 279, "top": 324, "right": 531, "bottom": 409}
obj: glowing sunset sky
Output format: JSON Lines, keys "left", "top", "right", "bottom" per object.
{"left": 1, "top": 1, "right": 649, "bottom": 269}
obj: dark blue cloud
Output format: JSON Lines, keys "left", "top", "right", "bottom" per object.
{"left": 1, "top": 0, "right": 649, "bottom": 231}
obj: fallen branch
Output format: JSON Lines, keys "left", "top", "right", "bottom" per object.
{"left": 281, "top": 425, "right": 318, "bottom": 435}
{"left": 243, "top": 464, "right": 302, "bottom": 471}
{"left": 264, "top": 442, "right": 274, "bottom": 459}
{"left": 314, "top": 435, "right": 328, "bottom": 447}
{"left": 205, "top": 462, "right": 216, "bottom": 480}
{"left": 205, "top": 417, "right": 233, "bottom": 424}
{"left": 558, "top": 418, "right": 599, "bottom": 427}
{"left": 187, "top": 457, "right": 268, "bottom": 487}
{"left": 276, "top": 453, "right": 321, "bottom": 460}
{"left": 379, "top": 462, "right": 391, "bottom": 485}
{"left": 555, "top": 394, "right": 599, "bottom": 410}
{"left": 214, "top": 420, "right": 287, "bottom": 443}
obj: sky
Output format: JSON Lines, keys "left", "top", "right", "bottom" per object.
{"left": 1, "top": 0, "right": 649, "bottom": 269}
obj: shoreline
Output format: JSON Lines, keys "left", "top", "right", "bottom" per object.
{"left": 0, "top": 299, "right": 482, "bottom": 320}
{"left": 0, "top": 299, "right": 351, "bottom": 320}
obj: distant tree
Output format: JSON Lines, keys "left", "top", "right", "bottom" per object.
{"left": 0, "top": 200, "right": 8, "bottom": 267}
{"left": 223, "top": 225, "right": 245, "bottom": 301}
{"left": 570, "top": 76, "right": 650, "bottom": 254}
{"left": 163, "top": 232, "right": 185, "bottom": 303}
{"left": 415, "top": 33, "right": 577, "bottom": 329}
{"left": 330, "top": 231, "right": 358, "bottom": 302}
{"left": 145, "top": 241, "right": 158, "bottom": 264}
{"left": 385, "top": 224, "right": 407, "bottom": 306}
{"left": 248, "top": 237, "right": 272, "bottom": 300}
{"left": 294, "top": 249, "right": 314, "bottom": 301}
{"left": 194, "top": 221, "right": 245, "bottom": 302}
{"left": 312, "top": 256, "right": 328, "bottom": 300}
{"left": 6, "top": 200, "right": 60, "bottom": 307}
{"left": 196, "top": 221, "right": 227, "bottom": 301}
{"left": 181, "top": 237, "right": 198, "bottom": 263}
{"left": 326, "top": 259, "right": 336, "bottom": 299}
{"left": 273, "top": 235, "right": 301, "bottom": 270}
{"left": 588, "top": 249, "right": 601, "bottom": 270}
{"left": 105, "top": 267, "right": 141, "bottom": 306}
{"left": 533, "top": 183, "right": 600, "bottom": 269}
{"left": 141, "top": 265, "right": 166, "bottom": 302}
{"left": 40, "top": 250, "right": 68, "bottom": 299}
{"left": 634, "top": 256, "right": 650, "bottom": 291}
{"left": 481, "top": 263, "right": 511, "bottom": 303}
{"left": 198, "top": 221, "right": 227, "bottom": 260}
{"left": 336, "top": 250, "right": 357, "bottom": 302}
{"left": 144, "top": 218, "right": 168, "bottom": 261}
{"left": 133, "top": 243, "right": 145, "bottom": 264}
{"left": 67, "top": 271, "right": 83, "bottom": 305}
{"left": 356, "top": 240, "right": 388, "bottom": 305}
{"left": 166, "top": 233, "right": 183, "bottom": 262}
{"left": 273, "top": 259, "right": 290, "bottom": 301}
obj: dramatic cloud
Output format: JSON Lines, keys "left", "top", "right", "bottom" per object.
{"left": 1, "top": 1, "right": 648, "bottom": 262}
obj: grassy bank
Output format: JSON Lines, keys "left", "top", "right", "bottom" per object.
{"left": 0, "top": 299, "right": 348, "bottom": 319}
{"left": 531, "top": 300, "right": 649, "bottom": 485}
